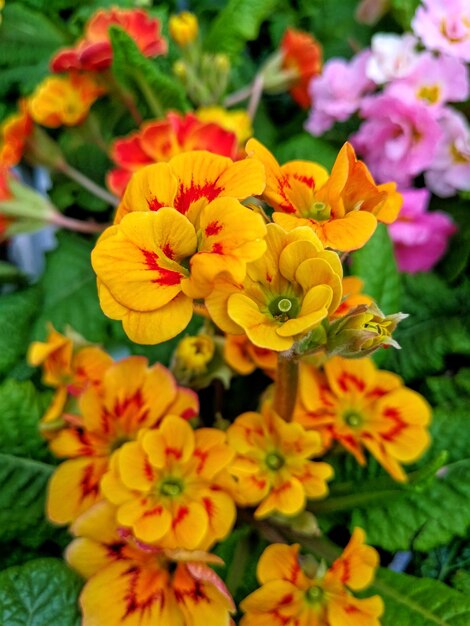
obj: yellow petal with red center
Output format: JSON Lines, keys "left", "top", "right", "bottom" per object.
{"left": 281, "top": 161, "right": 329, "bottom": 216}
{"left": 79, "top": 560, "right": 180, "bottom": 626}
{"left": 236, "top": 472, "right": 271, "bottom": 504}
{"left": 240, "top": 578, "right": 301, "bottom": 614}
{"left": 143, "top": 416, "right": 195, "bottom": 467}
{"left": 118, "top": 497, "right": 172, "bottom": 543}
{"left": 47, "top": 457, "right": 108, "bottom": 524}
{"left": 66, "top": 537, "right": 113, "bottom": 580}
{"left": 292, "top": 461, "right": 333, "bottom": 499}
{"left": 322, "top": 211, "right": 378, "bottom": 251}
{"left": 198, "top": 488, "right": 236, "bottom": 548}
{"left": 227, "top": 411, "right": 265, "bottom": 454}
{"left": 327, "top": 592, "right": 384, "bottom": 626}
{"left": 362, "top": 437, "right": 408, "bottom": 482}
{"left": 118, "top": 440, "right": 157, "bottom": 491}
{"left": 164, "top": 500, "right": 208, "bottom": 550}
{"left": 71, "top": 346, "right": 113, "bottom": 393}
{"left": 367, "top": 370, "right": 403, "bottom": 398}
{"left": 114, "top": 161, "right": 178, "bottom": 223}
{"left": 167, "top": 387, "right": 199, "bottom": 421}
{"left": 325, "top": 357, "right": 376, "bottom": 397}
{"left": 275, "top": 285, "right": 332, "bottom": 338}
{"left": 329, "top": 528, "right": 379, "bottom": 591}
{"left": 205, "top": 280, "right": 243, "bottom": 335}
{"left": 27, "top": 325, "right": 73, "bottom": 387}
{"left": 296, "top": 257, "right": 341, "bottom": 312}
{"left": 376, "top": 182, "right": 403, "bottom": 224}
{"left": 255, "top": 476, "right": 306, "bottom": 518}
{"left": 257, "top": 543, "right": 305, "bottom": 585}
{"left": 193, "top": 429, "right": 234, "bottom": 478}
{"left": 49, "top": 428, "right": 96, "bottom": 459}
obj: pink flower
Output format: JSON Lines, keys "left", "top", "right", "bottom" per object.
{"left": 366, "top": 33, "right": 419, "bottom": 84}
{"left": 412, "top": 0, "right": 470, "bottom": 61}
{"left": 305, "top": 51, "right": 374, "bottom": 135}
{"left": 351, "top": 94, "right": 442, "bottom": 186}
{"left": 425, "top": 108, "right": 470, "bottom": 197}
{"left": 386, "top": 52, "right": 469, "bottom": 109}
{"left": 389, "top": 188, "right": 456, "bottom": 273}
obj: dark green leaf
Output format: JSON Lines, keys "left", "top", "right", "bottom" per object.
{"left": 274, "top": 133, "right": 338, "bottom": 170}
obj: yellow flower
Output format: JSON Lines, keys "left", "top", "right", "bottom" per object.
{"left": 227, "top": 405, "right": 333, "bottom": 518}
{"left": 206, "top": 223, "right": 343, "bottom": 351}
{"left": 66, "top": 501, "right": 235, "bottom": 626}
{"left": 240, "top": 529, "right": 383, "bottom": 626}
{"left": 92, "top": 151, "right": 266, "bottom": 344}
{"left": 173, "top": 334, "right": 215, "bottom": 375}
{"left": 46, "top": 357, "right": 198, "bottom": 524}
{"left": 28, "top": 73, "right": 105, "bottom": 128}
{"left": 224, "top": 334, "right": 277, "bottom": 376}
{"left": 169, "top": 11, "right": 199, "bottom": 47}
{"left": 101, "top": 415, "right": 236, "bottom": 550}
{"left": 197, "top": 106, "right": 253, "bottom": 144}
{"left": 28, "top": 324, "right": 74, "bottom": 387}
{"left": 294, "top": 356, "right": 431, "bottom": 481}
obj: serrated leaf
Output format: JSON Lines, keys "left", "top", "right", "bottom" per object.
{"left": 110, "top": 27, "right": 189, "bottom": 115}
{"left": 0, "top": 379, "right": 51, "bottom": 460}
{"left": 350, "top": 223, "right": 401, "bottom": 315}
{"left": 205, "top": 0, "right": 279, "bottom": 59}
{"left": 373, "top": 568, "right": 470, "bottom": 626}
{"left": 0, "top": 558, "right": 82, "bottom": 626}
{"left": 0, "top": 453, "right": 54, "bottom": 547}
{"left": 32, "top": 231, "right": 108, "bottom": 343}
{"left": 274, "top": 134, "right": 338, "bottom": 170}
{"left": 351, "top": 461, "right": 470, "bottom": 552}
{"left": 0, "top": 286, "right": 41, "bottom": 377}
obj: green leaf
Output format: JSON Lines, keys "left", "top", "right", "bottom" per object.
{"left": 0, "top": 262, "right": 27, "bottom": 286}
{"left": 205, "top": 0, "right": 279, "bottom": 59}
{"left": 390, "top": 0, "right": 420, "bottom": 30}
{"left": 425, "top": 369, "right": 470, "bottom": 409}
{"left": 32, "top": 231, "right": 108, "bottom": 343}
{"left": 0, "top": 286, "right": 41, "bottom": 377}
{"left": 350, "top": 223, "right": 401, "bottom": 314}
{"left": 351, "top": 460, "right": 470, "bottom": 552}
{"left": 274, "top": 134, "right": 338, "bottom": 170}
{"left": 373, "top": 568, "right": 470, "bottom": 626}
{"left": 0, "top": 453, "right": 54, "bottom": 548}
{"left": 110, "top": 27, "right": 189, "bottom": 115}
{"left": 0, "top": 379, "right": 51, "bottom": 461}
{"left": 0, "top": 558, "right": 82, "bottom": 626}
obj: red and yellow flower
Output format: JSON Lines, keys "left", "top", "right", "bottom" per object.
{"left": 0, "top": 100, "right": 33, "bottom": 167}
{"left": 246, "top": 138, "right": 401, "bottom": 251}
{"left": 240, "top": 528, "right": 383, "bottom": 626}
{"left": 196, "top": 106, "right": 253, "bottom": 145}
{"left": 101, "top": 415, "right": 236, "bottom": 550}
{"left": 206, "top": 223, "right": 343, "bottom": 351}
{"left": 66, "top": 501, "right": 235, "bottom": 626}
{"left": 107, "top": 112, "right": 239, "bottom": 196}
{"left": 47, "top": 357, "right": 198, "bottom": 524}
{"left": 224, "top": 334, "right": 277, "bottom": 377}
{"left": 28, "top": 324, "right": 75, "bottom": 387}
{"left": 280, "top": 28, "right": 322, "bottom": 108}
{"left": 28, "top": 73, "right": 106, "bottom": 128}
{"left": 227, "top": 405, "right": 333, "bottom": 518}
{"left": 294, "top": 356, "right": 431, "bottom": 481}
{"left": 51, "top": 7, "right": 167, "bottom": 72}
{"left": 332, "top": 276, "right": 373, "bottom": 320}
{"left": 92, "top": 152, "right": 267, "bottom": 344}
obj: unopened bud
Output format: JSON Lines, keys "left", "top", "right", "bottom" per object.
{"left": 169, "top": 12, "right": 199, "bottom": 47}
{"left": 173, "top": 60, "right": 188, "bottom": 80}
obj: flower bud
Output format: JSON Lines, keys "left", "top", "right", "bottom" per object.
{"left": 171, "top": 334, "right": 233, "bottom": 389}
{"left": 169, "top": 12, "right": 198, "bottom": 47}
{"left": 326, "top": 303, "right": 407, "bottom": 358}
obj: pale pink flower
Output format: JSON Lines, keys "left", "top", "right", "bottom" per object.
{"left": 366, "top": 33, "right": 419, "bottom": 84}
{"left": 352, "top": 94, "right": 442, "bottom": 186}
{"left": 306, "top": 51, "right": 374, "bottom": 135}
{"left": 389, "top": 188, "right": 456, "bottom": 273}
{"left": 386, "top": 53, "right": 469, "bottom": 109}
{"left": 412, "top": 0, "right": 470, "bottom": 61}
{"left": 425, "top": 108, "right": 470, "bottom": 197}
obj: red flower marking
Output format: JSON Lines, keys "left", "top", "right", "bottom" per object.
{"left": 211, "top": 242, "right": 224, "bottom": 254}
{"left": 80, "top": 463, "right": 100, "bottom": 498}
{"left": 337, "top": 372, "right": 366, "bottom": 393}
{"left": 293, "top": 173, "right": 315, "bottom": 188}
{"left": 175, "top": 578, "right": 209, "bottom": 604}
{"left": 142, "top": 505, "right": 164, "bottom": 519}
{"left": 162, "top": 242, "right": 175, "bottom": 259}
{"left": 165, "top": 446, "right": 183, "bottom": 460}
{"left": 277, "top": 177, "right": 297, "bottom": 214}
{"left": 180, "top": 407, "right": 197, "bottom": 420}
{"left": 144, "top": 460, "right": 155, "bottom": 481}
{"left": 147, "top": 196, "right": 167, "bottom": 212}
{"left": 205, "top": 220, "right": 223, "bottom": 237}
{"left": 141, "top": 249, "right": 182, "bottom": 286}
{"left": 202, "top": 496, "right": 215, "bottom": 519}
{"left": 194, "top": 448, "right": 209, "bottom": 474}
{"left": 345, "top": 604, "right": 360, "bottom": 614}
{"left": 172, "top": 505, "right": 189, "bottom": 529}
{"left": 174, "top": 181, "right": 222, "bottom": 214}
{"left": 122, "top": 566, "right": 166, "bottom": 618}
{"left": 381, "top": 407, "right": 406, "bottom": 441}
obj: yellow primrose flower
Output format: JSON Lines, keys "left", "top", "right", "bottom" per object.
{"left": 101, "top": 415, "right": 236, "bottom": 550}
{"left": 92, "top": 151, "right": 267, "bottom": 345}
{"left": 227, "top": 405, "right": 333, "bottom": 518}
{"left": 240, "top": 529, "right": 383, "bottom": 626}
{"left": 294, "top": 356, "right": 431, "bottom": 481}
{"left": 197, "top": 106, "right": 253, "bottom": 144}
{"left": 169, "top": 11, "right": 199, "bottom": 47}
{"left": 206, "top": 223, "right": 343, "bottom": 351}
{"left": 27, "top": 323, "right": 73, "bottom": 387}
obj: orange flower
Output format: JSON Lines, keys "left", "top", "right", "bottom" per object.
{"left": 0, "top": 100, "right": 33, "bottom": 167}
{"left": 107, "top": 112, "right": 238, "bottom": 196}
{"left": 224, "top": 334, "right": 277, "bottom": 377}
{"left": 28, "top": 324, "right": 74, "bottom": 387}
{"left": 101, "top": 415, "right": 236, "bottom": 550}
{"left": 47, "top": 357, "right": 198, "bottom": 524}
{"left": 281, "top": 28, "right": 322, "bottom": 108}
{"left": 29, "top": 73, "right": 106, "bottom": 128}
{"left": 92, "top": 152, "right": 266, "bottom": 344}
{"left": 206, "top": 223, "right": 342, "bottom": 352}
{"left": 227, "top": 405, "right": 333, "bottom": 518}
{"left": 66, "top": 501, "right": 235, "bottom": 626}
{"left": 240, "top": 529, "right": 383, "bottom": 626}
{"left": 294, "top": 356, "right": 431, "bottom": 481}
{"left": 51, "top": 7, "right": 167, "bottom": 72}
{"left": 246, "top": 138, "right": 402, "bottom": 251}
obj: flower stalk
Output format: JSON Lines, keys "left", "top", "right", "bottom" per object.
{"left": 272, "top": 348, "right": 299, "bottom": 422}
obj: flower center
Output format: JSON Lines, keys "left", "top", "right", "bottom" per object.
{"left": 305, "top": 585, "right": 324, "bottom": 604}
{"left": 268, "top": 296, "right": 300, "bottom": 320}
{"left": 307, "top": 201, "right": 331, "bottom": 221}
{"left": 110, "top": 436, "right": 130, "bottom": 452}
{"left": 265, "top": 451, "right": 285, "bottom": 471}
{"left": 160, "top": 478, "right": 184, "bottom": 497}
{"left": 343, "top": 411, "right": 363, "bottom": 427}
{"left": 417, "top": 84, "right": 440, "bottom": 105}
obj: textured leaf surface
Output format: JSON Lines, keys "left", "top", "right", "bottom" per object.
{"left": 0, "top": 558, "right": 82, "bottom": 626}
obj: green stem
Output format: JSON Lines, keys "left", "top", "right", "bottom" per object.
{"left": 309, "top": 488, "right": 404, "bottom": 514}
{"left": 135, "top": 71, "right": 164, "bottom": 118}
{"left": 272, "top": 349, "right": 299, "bottom": 422}
{"left": 49, "top": 212, "right": 108, "bottom": 234}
